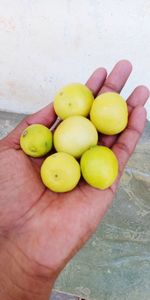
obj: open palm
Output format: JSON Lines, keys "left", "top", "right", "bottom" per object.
{"left": 0, "top": 60, "right": 149, "bottom": 298}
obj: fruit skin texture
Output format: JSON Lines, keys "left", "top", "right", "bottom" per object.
{"left": 90, "top": 92, "right": 128, "bottom": 135}
{"left": 80, "top": 145, "right": 118, "bottom": 190}
{"left": 20, "top": 124, "right": 52, "bottom": 157}
{"left": 54, "top": 83, "right": 94, "bottom": 120}
{"left": 40, "top": 152, "right": 81, "bottom": 192}
{"left": 54, "top": 116, "right": 98, "bottom": 158}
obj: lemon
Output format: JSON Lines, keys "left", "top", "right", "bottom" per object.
{"left": 54, "top": 83, "right": 94, "bottom": 119}
{"left": 20, "top": 124, "right": 52, "bottom": 157}
{"left": 80, "top": 145, "right": 118, "bottom": 190}
{"left": 54, "top": 116, "right": 98, "bottom": 158}
{"left": 41, "top": 152, "right": 81, "bottom": 192}
{"left": 90, "top": 92, "right": 128, "bottom": 135}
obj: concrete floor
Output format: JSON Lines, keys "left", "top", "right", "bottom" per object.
{"left": 51, "top": 290, "right": 81, "bottom": 300}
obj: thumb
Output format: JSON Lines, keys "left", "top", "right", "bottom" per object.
{"left": 5, "top": 103, "right": 56, "bottom": 148}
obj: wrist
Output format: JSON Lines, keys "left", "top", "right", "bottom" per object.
{"left": 0, "top": 239, "right": 56, "bottom": 300}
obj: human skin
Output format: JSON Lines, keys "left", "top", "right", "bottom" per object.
{"left": 0, "top": 60, "right": 149, "bottom": 300}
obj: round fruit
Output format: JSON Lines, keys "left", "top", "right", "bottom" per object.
{"left": 40, "top": 152, "right": 81, "bottom": 192}
{"left": 20, "top": 124, "right": 52, "bottom": 157}
{"left": 90, "top": 92, "right": 128, "bottom": 135}
{"left": 54, "top": 116, "right": 98, "bottom": 158}
{"left": 80, "top": 145, "right": 118, "bottom": 190}
{"left": 54, "top": 83, "right": 94, "bottom": 119}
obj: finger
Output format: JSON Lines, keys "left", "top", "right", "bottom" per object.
{"left": 99, "top": 59, "right": 132, "bottom": 94}
{"left": 100, "top": 85, "right": 149, "bottom": 148}
{"left": 5, "top": 103, "right": 56, "bottom": 148}
{"left": 86, "top": 67, "right": 107, "bottom": 96}
{"left": 100, "top": 134, "right": 118, "bottom": 147}
{"left": 27, "top": 103, "right": 56, "bottom": 126}
{"left": 127, "top": 85, "right": 149, "bottom": 114}
{"left": 111, "top": 106, "right": 147, "bottom": 192}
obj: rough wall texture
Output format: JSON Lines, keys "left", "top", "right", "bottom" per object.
{"left": 0, "top": 0, "right": 149, "bottom": 118}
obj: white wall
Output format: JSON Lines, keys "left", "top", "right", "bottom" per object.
{"left": 0, "top": 0, "right": 149, "bottom": 119}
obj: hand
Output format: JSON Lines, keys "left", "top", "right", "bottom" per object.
{"left": 0, "top": 60, "right": 149, "bottom": 300}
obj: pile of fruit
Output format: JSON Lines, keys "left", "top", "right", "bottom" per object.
{"left": 20, "top": 83, "right": 128, "bottom": 192}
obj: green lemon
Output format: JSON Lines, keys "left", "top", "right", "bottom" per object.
{"left": 54, "top": 83, "right": 94, "bottom": 119}
{"left": 90, "top": 92, "right": 128, "bottom": 135}
{"left": 80, "top": 145, "right": 118, "bottom": 190}
{"left": 54, "top": 116, "right": 98, "bottom": 158}
{"left": 40, "top": 152, "right": 81, "bottom": 192}
{"left": 20, "top": 124, "right": 52, "bottom": 157}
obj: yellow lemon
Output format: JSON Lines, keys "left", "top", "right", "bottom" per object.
{"left": 20, "top": 124, "right": 52, "bottom": 157}
{"left": 41, "top": 152, "right": 81, "bottom": 192}
{"left": 90, "top": 92, "right": 128, "bottom": 135}
{"left": 80, "top": 146, "right": 118, "bottom": 190}
{"left": 54, "top": 83, "right": 94, "bottom": 119}
{"left": 54, "top": 116, "right": 98, "bottom": 158}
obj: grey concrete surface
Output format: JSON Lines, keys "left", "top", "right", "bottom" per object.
{"left": 51, "top": 290, "right": 80, "bottom": 300}
{"left": 0, "top": 111, "right": 25, "bottom": 139}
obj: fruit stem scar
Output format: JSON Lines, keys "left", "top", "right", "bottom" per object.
{"left": 54, "top": 174, "right": 58, "bottom": 178}
{"left": 60, "top": 92, "right": 63, "bottom": 96}
{"left": 23, "top": 130, "right": 28, "bottom": 137}
{"left": 30, "top": 146, "right": 36, "bottom": 152}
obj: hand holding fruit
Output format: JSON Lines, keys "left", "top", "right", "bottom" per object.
{"left": 20, "top": 83, "right": 128, "bottom": 192}
{"left": 0, "top": 61, "right": 149, "bottom": 300}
